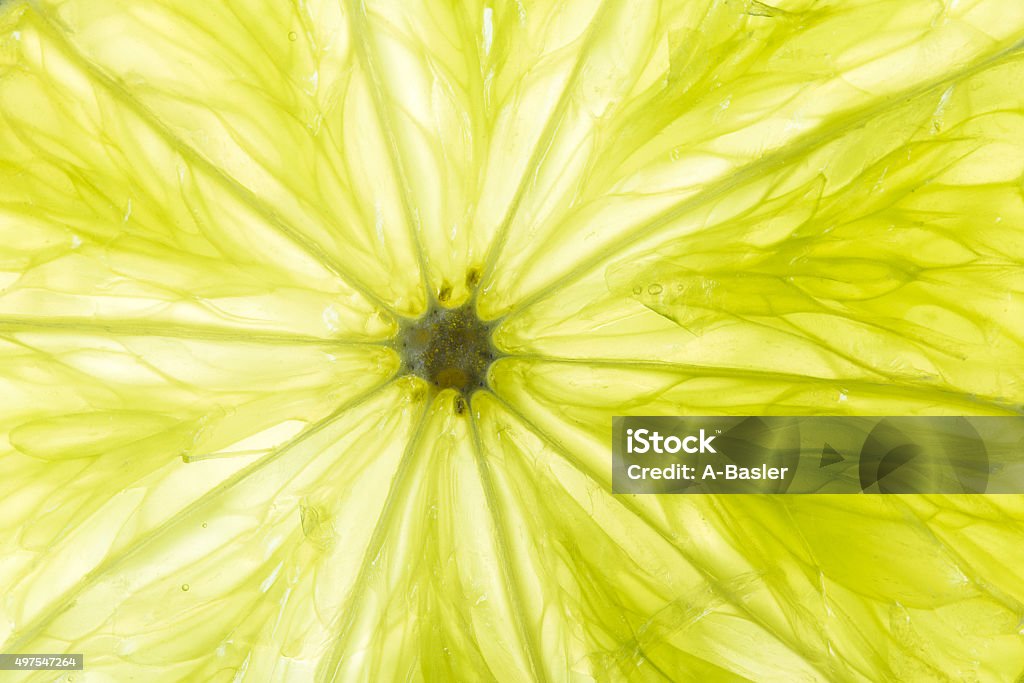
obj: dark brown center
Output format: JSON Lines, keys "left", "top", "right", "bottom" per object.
{"left": 399, "top": 303, "right": 496, "bottom": 394}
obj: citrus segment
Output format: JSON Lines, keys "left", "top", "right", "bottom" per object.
{"left": 475, "top": 392, "right": 836, "bottom": 682}
{"left": 27, "top": 0, "right": 427, "bottom": 315}
{"left": 0, "top": 336, "right": 396, "bottom": 649}
{"left": 486, "top": 362, "right": 1024, "bottom": 681}
{"left": 0, "top": 7, "right": 395, "bottom": 340}
{"left": 319, "top": 391, "right": 538, "bottom": 682}
{"left": 478, "top": 0, "right": 1024, "bottom": 319}
{"left": 495, "top": 50, "right": 1024, "bottom": 406}
{"left": 3, "top": 378, "right": 421, "bottom": 680}
{"left": 342, "top": 0, "right": 491, "bottom": 306}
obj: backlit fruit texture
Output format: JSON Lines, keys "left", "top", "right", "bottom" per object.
{"left": 1, "top": 0, "right": 1024, "bottom": 681}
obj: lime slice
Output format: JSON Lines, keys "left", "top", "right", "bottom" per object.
{"left": 2, "top": 0, "right": 1024, "bottom": 680}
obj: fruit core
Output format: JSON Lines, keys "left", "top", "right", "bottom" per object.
{"left": 399, "top": 303, "right": 497, "bottom": 394}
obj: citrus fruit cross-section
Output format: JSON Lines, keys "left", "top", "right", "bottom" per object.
{"left": 1, "top": 0, "right": 1024, "bottom": 681}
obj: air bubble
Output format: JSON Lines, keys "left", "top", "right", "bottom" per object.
{"left": 181, "top": 583, "right": 190, "bottom": 592}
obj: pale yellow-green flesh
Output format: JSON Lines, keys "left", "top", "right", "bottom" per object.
{"left": 1, "top": 0, "right": 1024, "bottom": 681}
